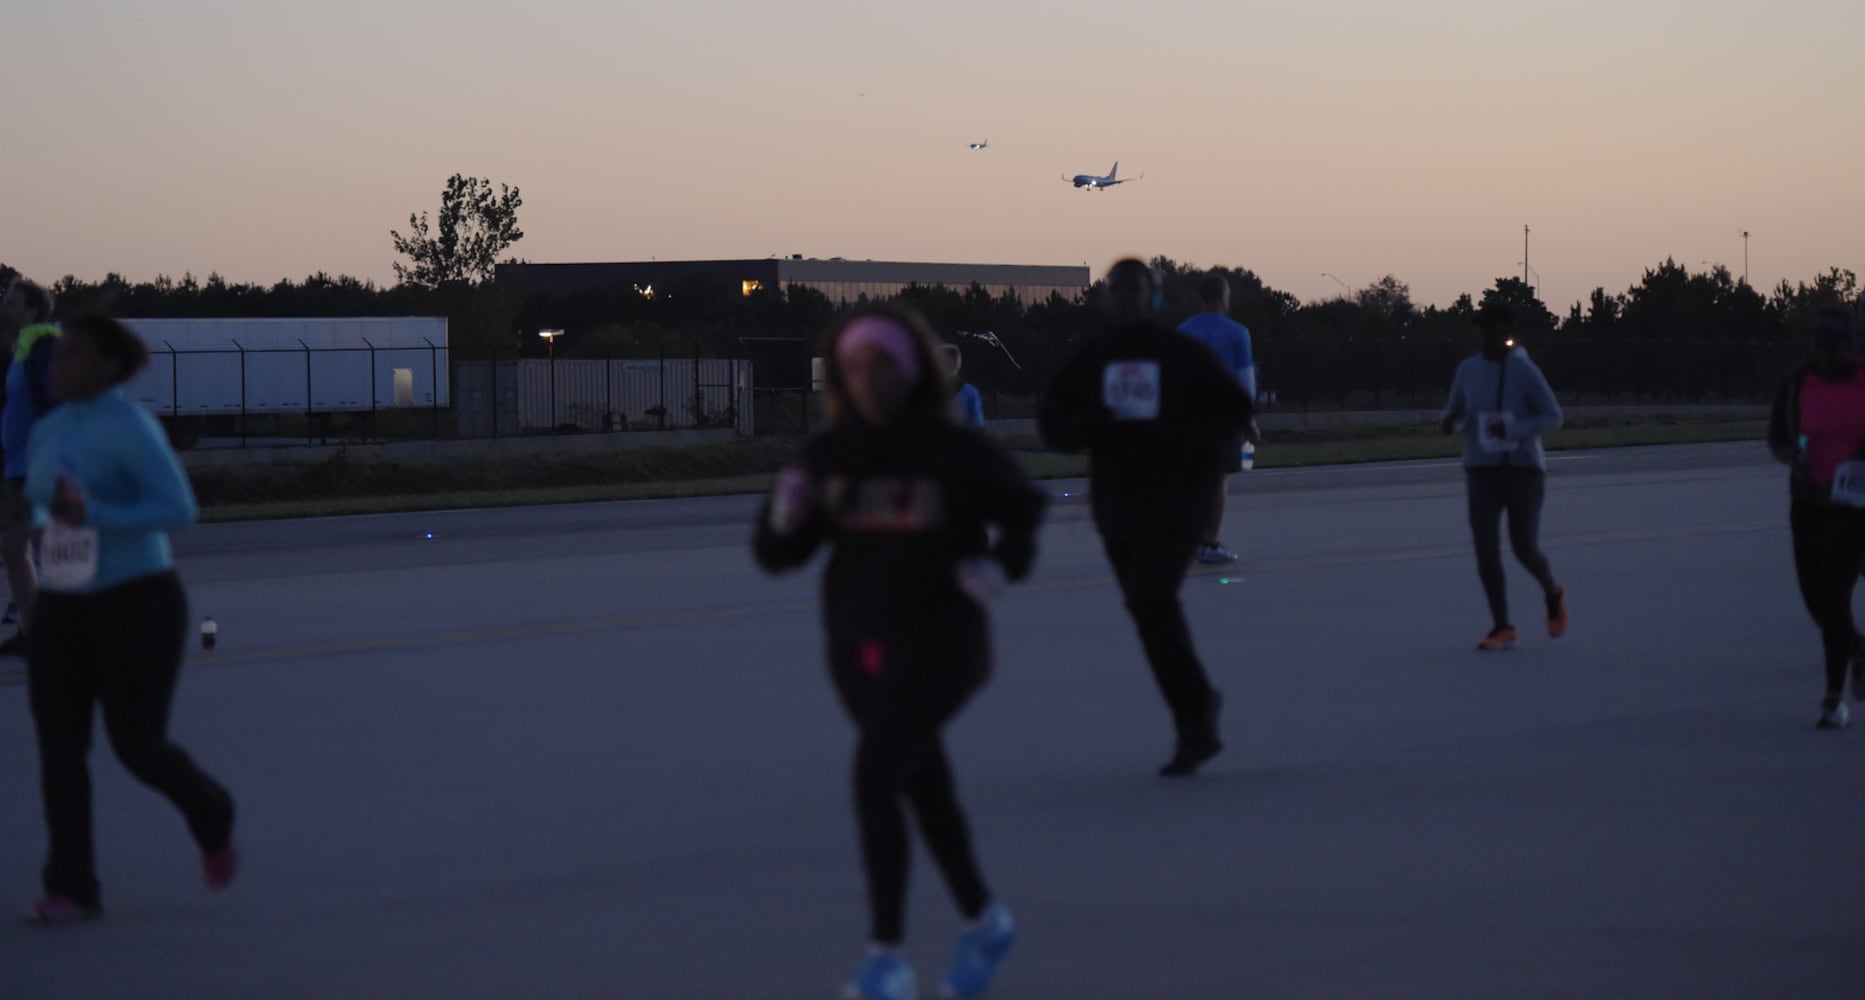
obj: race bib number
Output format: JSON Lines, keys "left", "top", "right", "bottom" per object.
{"left": 1103, "top": 361, "right": 1162, "bottom": 421}
{"left": 40, "top": 522, "right": 99, "bottom": 592}
{"left": 1833, "top": 461, "right": 1865, "bottom": 508}
{"left": 1477, "top": 412, "right": 1519, "bottom": 454}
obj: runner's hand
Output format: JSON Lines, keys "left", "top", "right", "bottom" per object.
{"left": 1245, "top": 421, "right": 1263, "bottom": 446}
{"left": 956, "top": 556, "right": 1007, "bottom": 604}
{"left": 767, "top": 465, "right": 815, "bottom": 535}
{"left": 51, "top": 477, "right": 86, "bottom": 527}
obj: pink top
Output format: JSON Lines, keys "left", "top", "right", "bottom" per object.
{"left": 1799, "top": 369, "right": 1865, "bottom": 489}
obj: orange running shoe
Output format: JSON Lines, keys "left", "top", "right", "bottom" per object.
{"left": 1478, "top": 625, "right": 1518, "bottom": 651}
{"left": 1547, "top": 587, "right": 1569, "bottom": 639}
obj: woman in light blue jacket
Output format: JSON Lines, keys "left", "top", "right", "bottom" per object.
{"left": 1440, "top": 302, "right": 1570, "bottom": 651}
{"left": 21, "top": 315, "right": 237, "bottom": 925}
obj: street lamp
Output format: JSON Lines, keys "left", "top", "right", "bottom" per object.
{"left": 1321, "top": 273, "right": 1351, "bottom": 300}
{"left": 1517, "top": 263, "right": 1540, "bottom": 297}
{"left": 539, "top": 329, "right": 563, "bottom": 431}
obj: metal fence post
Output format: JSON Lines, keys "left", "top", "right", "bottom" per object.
{"left": 425, "top": 337, "right": 439, "bottom": 440}
{"left": 234, "top": 341, "right": 247, "bottom": 448}
{"left": 299, "top": 339, "right": 313, "bottom": 445}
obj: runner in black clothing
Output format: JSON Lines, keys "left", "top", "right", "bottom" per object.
{"left": 754, "top": 305, "right": 1046, "bottom": 1000}
{"left": 1768, "top": 307, "right": 1865, "bottom": 728}
{"left": 1038, "top": 259, "right": 1255, "bottom": 777}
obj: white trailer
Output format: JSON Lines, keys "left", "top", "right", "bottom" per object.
{"left": 120, "top": 317, "right": 450, "bottom": 418}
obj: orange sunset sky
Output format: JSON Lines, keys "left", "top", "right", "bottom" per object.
{"left": 6, "top": 0, "right": 1861, "bottom": 309}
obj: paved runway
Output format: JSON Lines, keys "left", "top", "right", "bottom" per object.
{"left": 2, "top": 441, "right": 1860, "bottom": 998}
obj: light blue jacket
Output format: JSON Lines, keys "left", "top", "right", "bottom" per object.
{"left": 1441, "top": 349, "right": 1564, "bottom": 471}
{"left": 25, "top": 389, "right": 197, "bottom": 592}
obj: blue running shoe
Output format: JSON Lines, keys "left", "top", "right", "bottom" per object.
{"left": 941, "top": 903, "right": 1016, "bottom": 998}
{"left": 846, "top": 949, "right": 916, "bottom": 1000}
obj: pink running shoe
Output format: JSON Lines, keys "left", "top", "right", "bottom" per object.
{"left": 24, "top": 895, "right": 101, "bottom": 926}
{"left": 203, "top": 843, "right": 240, "bottom": 891}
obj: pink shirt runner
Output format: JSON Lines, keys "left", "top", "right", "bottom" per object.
{"left": 1799, "top": 369, "right": 1865, "bottom": 490}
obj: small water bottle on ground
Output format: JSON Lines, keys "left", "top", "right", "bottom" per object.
{"left": 201, "top": 616, "right": 218, "bottom": 651}
{"left": 1240, "top": 441, "right": 1256, "bottom": 471}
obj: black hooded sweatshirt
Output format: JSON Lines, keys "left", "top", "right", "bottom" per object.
{"left": 753, "top": 414, "right": 1048, "bottom": 674}
{"left": 1038, "top": 320, "right": 1255, "bottom": 530}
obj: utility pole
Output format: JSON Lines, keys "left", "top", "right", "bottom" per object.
{"left": 1523, "top": 225, "right": 1530, "bottom": 286}
{"left": 1741, "top": 230, "right": 1750, "bottom": 285}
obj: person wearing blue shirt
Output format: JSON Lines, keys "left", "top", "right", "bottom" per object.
{"left": 1176, "top": 274, "right": 1260, "bottom": 565}
{"left": 0, "top": 278, "right": 60, "bottom": 656}
{"left": 940, "top": 344, "right": 986, "bottom": 428}
{"left": 21, "top": 314, "right": 238, "bottom": 926}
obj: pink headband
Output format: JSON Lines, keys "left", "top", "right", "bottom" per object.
{"left": 837, "top": 317, "right": 921, "bottom": 381}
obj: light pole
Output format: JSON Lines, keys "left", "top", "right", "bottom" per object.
{"left": 1518, "top": 263, "right": 1540, "bottom": 298}
{"left": 539, "top": 329, "right": 563, "bottom": 431}
{"left": 1740, "top": 230, "right": 1750, "bottom": 285}
{"left": 1321, "top": 273, "right": 1351, "bottom": 300}
{"left": 1523, "top": 225, "right": 1530, "bottom": 286}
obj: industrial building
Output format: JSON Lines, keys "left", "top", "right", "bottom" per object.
{"left": 497, "top": 258, "right": 1090, "bottom": 306}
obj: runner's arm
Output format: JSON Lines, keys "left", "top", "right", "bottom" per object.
{"left": 1508, "top": 358, "right": 1564, "bottom": 440}
{"left": 81, "top": 408, "right": 198, "bottom": 531}
{"left": 1194, "top": 340, "right": 1255, "bottom": 430}
{"left": 963, "top": 436, "right": 1048, "bottom": 582}
{"left": 752, "top": 457, "right": 828, "bottom": 572}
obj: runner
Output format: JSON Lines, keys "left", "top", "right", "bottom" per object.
{"left": 754, "top": 306, "right": 1045, "bottom": 1000}
{"left": 1439, "top": 302, "right": 1569, "bottom": 651}
{"left": 22, "top": 314, "right": 238, "bottom": 925}
{"left": 0, "top": 278, "right": 59, "bottom": 656}
{"left": 1767, "top": 307, "right": 1865, "bottom": 728}
{"left": 1176, "top": 273, "right": 1261, "bottom": 564}
{"left": 1038, "top": 259, "right": 1255, "bottom": 777}
{"left": 941, "top": 343, "right": 986, "bottom": 428}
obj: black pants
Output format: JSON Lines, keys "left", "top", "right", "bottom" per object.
{"left": 1466, "top": 467, "right": 1559, "bottom": 629}
{"left": 1791, "top": 500, "right": 1865, "bottom": 695}
{"left": 1099, "top": 526, "right": 1217, "bottom": 740}
{"left": 831, "top": 632, "right": 991, "bottom": 945}
{"left": 28, "top": 572, "right": 235, "bottom": 909}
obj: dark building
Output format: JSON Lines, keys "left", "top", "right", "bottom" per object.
{"left": 497, "top": 258, "right": 1090, "bottom": 307}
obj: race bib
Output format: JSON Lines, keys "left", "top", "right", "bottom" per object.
{"left": 1103, "top": 361, "right": 1162, "bottom": 421}
{"left": 40, "top": 522, "right": 99, "bottom": 592}
{"left": 1477, "top": 412, "right": 1520, "bottom": 454}
{"left": 1833, "top": 461, "right": 1865, "bottom": 508}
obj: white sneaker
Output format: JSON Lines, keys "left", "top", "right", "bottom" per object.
{"left": 1196, "top": 544, "right": 1239, "bottom": 565}
{"left": 1817, "top": 699, "right": 1850, "bottom": 730}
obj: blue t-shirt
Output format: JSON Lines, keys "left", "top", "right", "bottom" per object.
{"left": 25, "top": 388, "right": 198, "bottom": 593}
{"left": 1177, "top": 313, "right": 1254, "bottom": 379}
{"left": 954, "top": 383, "right": 985, "bottom": 428}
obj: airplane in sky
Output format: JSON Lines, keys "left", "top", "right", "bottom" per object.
{"left": 969, "top": 139, "right": 990, "bottom": 150}
{"left": 1065, "top": 162, "right": 1140, "bottom": 190}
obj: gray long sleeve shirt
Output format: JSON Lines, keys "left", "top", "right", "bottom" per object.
{"left": 1441, "top": 348, "right": 1564, "bottom": 472}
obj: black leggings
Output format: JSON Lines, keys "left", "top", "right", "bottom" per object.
{"left": 1100, "top": 528, "right": 1217, "bottom": 738}
{"left": 1791, "top": 501, "right": 1865, "bottom": 696}
{"left": 28, "top": 572, "right": 235, "bottom": 909}
{"left": 832, "top": 635, "right": 991, "bottom": 945}
{"left": 1466, "top": 468, "right": 1559, "bottom": 629}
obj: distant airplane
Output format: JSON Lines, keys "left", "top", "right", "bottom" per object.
{"left": 1065, "top": 162, "right": 1140, "bottom": 190}
{"left": 969, "top": 139, "right": 990, "bottom": 150}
